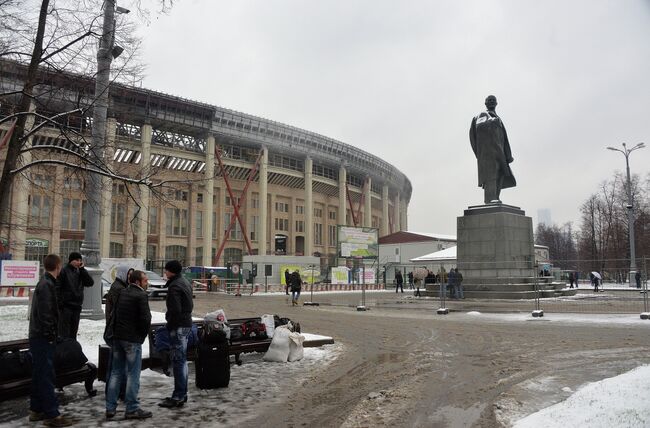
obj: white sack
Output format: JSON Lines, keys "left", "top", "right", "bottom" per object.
{"left": 263, "top": 325, "right": 291, "bottom": 362}
{"left": 261, "top": 314, "right": 275, "bottom": 338}
{"left": 288, "top": 332, "right": 305, "bottom": 362}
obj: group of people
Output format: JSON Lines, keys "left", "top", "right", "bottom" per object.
{"left": 394, "top": 268, "right": 464, "bottom": 299}
{"left": 28, "top": 253, "right": 194, "bottom": 426}
{"left": 284, "top": 269, "right": 303, "bottom": 306}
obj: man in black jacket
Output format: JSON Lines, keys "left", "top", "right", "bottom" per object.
{"left": 105, "top": 270, "right": 152, "bottom": 420}
{"left": 159, "top": 260, "right": 194, "bottom": 409}
{"left": 29, "top": 254, "right": 75, "bottom": 427}
{"left": 56, "top": 252, "right": 94, "bottom": 338}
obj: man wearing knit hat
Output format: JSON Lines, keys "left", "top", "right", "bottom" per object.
{"left": 159, "top": 260, "right": 194, "bottom": 408}
{"left": 56, "top": 251, "right": 94, "bottom": 339}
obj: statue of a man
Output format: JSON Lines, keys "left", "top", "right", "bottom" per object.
{"left": 469, "top": 95, "right": 516, "bottom": 204}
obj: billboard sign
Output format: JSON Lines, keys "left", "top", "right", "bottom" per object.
{"left": 1, "top": 260, "right": 40, "bottom": 286}
{"left": 337, "top": 226, "right": 378, "bottom": 259}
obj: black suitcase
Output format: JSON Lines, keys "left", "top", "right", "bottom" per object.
{"left": 195, "top": 342, "right": 230, "bottom": 389}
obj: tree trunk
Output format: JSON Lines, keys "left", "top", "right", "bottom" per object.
{"left": 0, "top": 0, "right": 50, "bottom": 233}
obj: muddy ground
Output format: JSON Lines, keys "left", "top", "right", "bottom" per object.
{"left": 144, "top": 291, "right": 650, "bottom": 428}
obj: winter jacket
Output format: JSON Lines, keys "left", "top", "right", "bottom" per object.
{"left": 57, "top": 263, "right": 94, "bottom": 310}
{"left": 165, "top": 274, "right": 193, "bottom": 329}
{"left": 105, "top": 265, "right": 130, "bottom": 321}
{"left": 290, "top": 272, "right": 302, "bottom": 292}
{"left": 113, "top": 284, "right": 152, "bottom": 344}
{"left": 29, "top": 273, "right": 59, "bottom": 342}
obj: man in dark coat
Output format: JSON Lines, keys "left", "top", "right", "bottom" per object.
{"left": 56, "top": 251, "right": 94, "bottom": 338}
{"left": 159, "top": 260, "right": 194, "bottom": 409}
{"left": 469, "top": 95, "right": 516, "bottom": 204}
{"left": 105, "top": 265, "right": 130, "bottom": 322}
{"left": 28, "top": 254, "right": 74, "bottom": 427}
{"left": 105, "top": 270, "right": 152, "bottom": 420}
{"left": 284, "top": 269, "right": 291, "bottom": 295}
{"left": 395, "top": 270, "right": 404, "bottom": 293}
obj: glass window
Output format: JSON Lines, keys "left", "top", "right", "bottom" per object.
{"left": 195, "top": 211, "right": 203, "bottom": 237}
{"left": 109, "top": 242, "right": 124, "bottom": 258}
{"left": 250, "top": 215, "right": 259, "bottom": 241}
{"left": 165, "top": 208, "right": 188, "bottom": 236}
{"left": 60, "top": 240, "right": 82, "bottom": 256}
{"left": 224, "top": 213, "right": 242, "bottom": 240}
{"left": 110, "top": 203, "right": 125, "bottom": 232}
{"left": 165, "top": 245, "right": 187, "bottom": 264}
{"left": 148, "top": 207, "right": 158, "bottom": 234}
{"left": 314, "top": 223, "right": 323, "bottom": 245}
{"left": 29, "top": 195, "right": 51, "bottom": 227}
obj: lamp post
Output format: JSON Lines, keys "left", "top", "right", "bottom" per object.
{"left": 607, "top": 142, "right": 646, "bottom": 286}
{"left": 80, "top": 0, "right": 128, "bottom": 319}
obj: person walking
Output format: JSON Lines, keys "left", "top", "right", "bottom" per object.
{"left": 290, "top": 270, "right": 302, "bottom": 306}
{"left": 568, "top": 272, "right": 575, "bottom": 288}
{"left": 395, "top": 270, "right": 404, "bottom": 293}
{"left": 407, "top": 271, "right": 414, "bottom": 290}
{"left": 159, "top": 260, "right": 194, "bottom": 409}
{"left": 29, "top": 254, "right": 75, "bottom": 427}
{"left": 454, "top": 268, "right": 464, "bottom": 299}
{"left": 635, "top": 271, "right": 641, "bottom": 289}
{"left": 56, "top": 252, "right": 94, "bottom": 339}
{"left": 105, "top": 270, "right": 152, "bottom": 420}
{"left": 284, "top": 269, "right": 291, "bottom": 295}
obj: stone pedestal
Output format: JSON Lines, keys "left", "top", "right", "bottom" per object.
{"left": 457, "top": 203, "right": 536, "bottom": 298}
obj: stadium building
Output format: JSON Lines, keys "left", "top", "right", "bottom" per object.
{"left": 0, "top": 60, "right": 412, "bottom": 268}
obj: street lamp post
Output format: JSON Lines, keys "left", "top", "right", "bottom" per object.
{"left": 80, "top": 0, "right": 128, "bottom": 319}
{"left": 607, "top": 142, "right": 646, "bottom": 286}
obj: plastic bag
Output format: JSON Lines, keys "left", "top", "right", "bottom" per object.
{"left": 288, "top": 332, "right": 305, "bottom": 362}
{"left": 263, "top": 325, "right": 291, "bottom": 362}
{"left": 261, "top": 314, "right": 275, "bottom": 338}
{"left": 204, "top": 309, "right": 231, "bottom": 341}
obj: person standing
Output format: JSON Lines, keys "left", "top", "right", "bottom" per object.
{"left": 568, "top": 272, "right": 575, "bottom": 289}
{"left": 105, "top": 265, "right": 130, "bottom": 321}
{"left": 284, "top": 269, "right": 291, "bottom": 295}
{"left": 159, "top": 260, "right": 194, "bottom": 409}
{"left": 29, "top": 254, "right": 75, "bottom": 427}
{"left": 395, "top": 270, "right": 404, "bottom": 293}
{"left": 56, "top": 251, "right": 94, "bottom": 339}
{"left": 454, "top": 268, "right": 464, "bottom": 299}
{"left": 290, "top": 270, "right": 302, "bottom": 306}
{"left": 635, "top": 271, "right": 642, "bottom": 289}
{"left": 105, "top": 270, "right": 152, "bottom": 420}
{"left": 447, "top": 268, "right": 457, "bottom": 299}
{"left": 407, "top": 271, "right": 414, "bottom": 290}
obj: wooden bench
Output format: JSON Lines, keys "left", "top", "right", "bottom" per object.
{"left": 0, "top": 338, "right": 97, "bottom": 402}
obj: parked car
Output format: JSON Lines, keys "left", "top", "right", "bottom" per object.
{"left": 145, "top": 270, "right": 168, "bottom": 299}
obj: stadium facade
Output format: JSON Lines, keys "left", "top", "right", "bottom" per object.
{"left": 0, "top": 60, "right": 411, "bottom": 267}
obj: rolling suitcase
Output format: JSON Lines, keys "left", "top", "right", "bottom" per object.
{"left": 195, "top": 341, "right": 230, "bottom": 389}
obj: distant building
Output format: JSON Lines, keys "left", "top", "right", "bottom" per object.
{"left": 537, "top": 208, "right": 552, "bottom": 226}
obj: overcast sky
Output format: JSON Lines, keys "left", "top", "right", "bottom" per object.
{"left": 135, "top": 0, "right": 650, "bottom": 236}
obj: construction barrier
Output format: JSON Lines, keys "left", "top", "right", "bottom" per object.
{"left": 13, "top": 287, "right": 31, "bottom": 297}
{"left": 0, "top": 287, "right": 12, "bottom": 297}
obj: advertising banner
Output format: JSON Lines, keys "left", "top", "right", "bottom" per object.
{"left": 337, "top": 226, "right": 379, "bottom": 259}
{"left": 1, "top": 260, "right": 40, "bottom": 286}
{"left": 331, "top": 266, "right": 349, "bottom": 284}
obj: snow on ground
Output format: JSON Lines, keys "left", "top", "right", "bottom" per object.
{"left": 0, "top": 305, "right": 341, "bottom": 427}
{"left": 513, "top": 365, "right": 650, "bottom": 428}
{"left": 457, "top": 311, "right": 650, "bottom": 326}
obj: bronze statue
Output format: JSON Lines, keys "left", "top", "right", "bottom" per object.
{"left": 469, "top": 95, "right": 516, "bottom": 204}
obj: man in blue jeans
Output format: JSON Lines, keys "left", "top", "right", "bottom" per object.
{"left": 159, "top": 260, "right": 194, "bottom": 408}
{"left": 29, "top": 254, "right": 75, "bottom": 427}
{"left": 105, "top": 270, "right": 152, "bottom": 420}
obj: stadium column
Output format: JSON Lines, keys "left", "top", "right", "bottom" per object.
{"left": 381, "top": 184, "right": 389, "bottom": 236}
{"left": 203, "top": 135, "right": 215, "bottom": 266}
{"left": 187, "top": 184, "right": 196, "bottom": 265}
{"left": 259, "top": 146, "right": 268, "bottom": 256}
{"left": 136, "top": 122, "right": 152, "bottom": 262}
{"left": 305, "top": 157, "right": 313, "bottom": 256}
{"left": 338, "top": 165, "right": 346, "bottom": 226}
{"left": 394, "top": 191, "right": 401, "bottom": 232}
{"left": 8, "top": 103, "right": 35, "bottom": 260}
{"left": 400, "top": 198, "right": 407, "bottom": 231}
{"left": 100, "top": 118, "right": 116, "bottom": 258}
{"left": 364, "top": 177, "right": 372, "bottom": 227}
